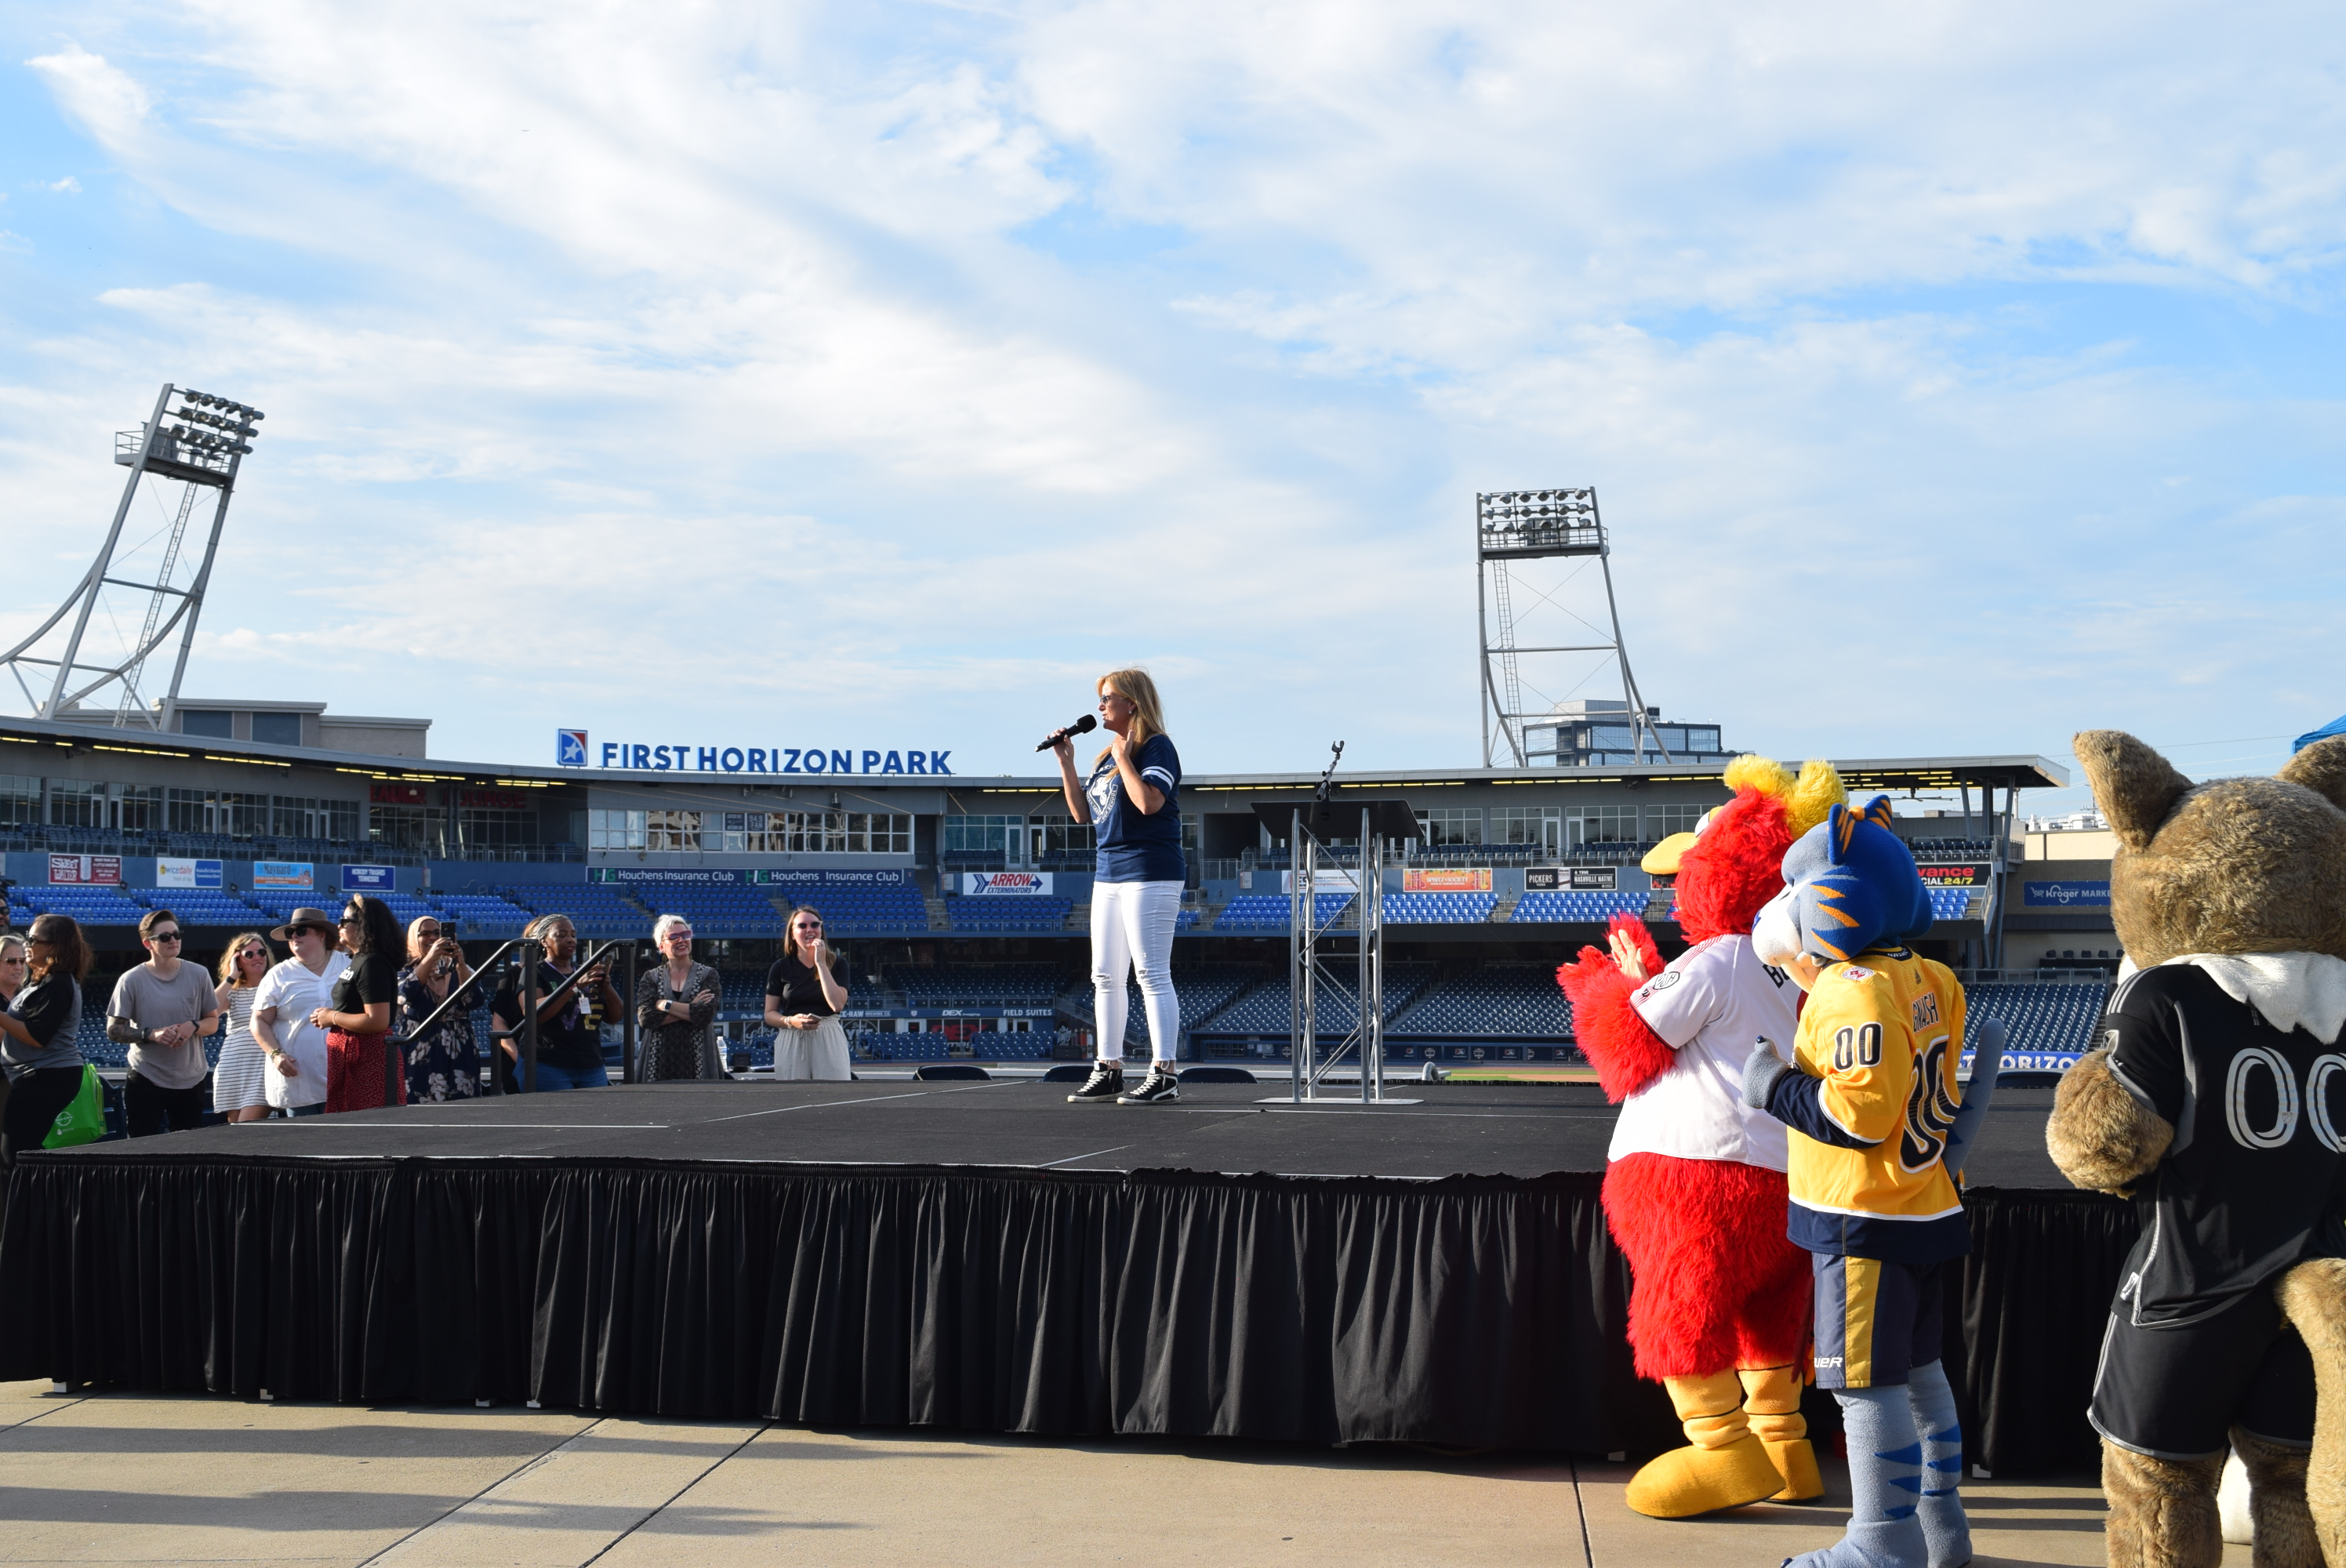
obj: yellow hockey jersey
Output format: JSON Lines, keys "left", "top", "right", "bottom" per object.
{"left": 1780, "top": 946, "right": 1970, "bottom": 1263}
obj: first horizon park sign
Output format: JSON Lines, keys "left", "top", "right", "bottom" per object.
{"left": 558, "top": 730, "right": 951, "bottom": 776}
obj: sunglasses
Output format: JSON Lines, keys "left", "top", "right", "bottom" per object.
{"left": 147, "top": 931, "right": 183, "bottom": 943}
{"left": 339, "top": 915, "right": 361, "bottom": 926}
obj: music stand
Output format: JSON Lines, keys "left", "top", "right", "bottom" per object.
{"left": 1250, "top": 797, "right": 1423, "bottom": 1105}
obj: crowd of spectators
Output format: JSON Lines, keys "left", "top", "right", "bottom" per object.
{"left": 0, "top": 899, "right": 853, "bottom": 1143}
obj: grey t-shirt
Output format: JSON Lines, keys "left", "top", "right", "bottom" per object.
{"left": 5, "top": 975, "right": 85, "bottom": 1074}
{"left": 111, "top": 962, "right": 220, "bottom": 1091}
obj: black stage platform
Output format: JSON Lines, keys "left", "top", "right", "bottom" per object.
{"left": 0, "top": 1080, "right": 2130, "bottom": 1476}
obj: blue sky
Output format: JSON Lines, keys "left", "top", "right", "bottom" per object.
{"left": 2, "top": 1, "right": 2341, "bottom": 814}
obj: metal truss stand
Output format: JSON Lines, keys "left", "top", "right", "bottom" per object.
{"left": 1475, "top": 487, "right": 1669, "bottom": 768}
{"left": 1, "top": 383, "right": 263, "bottom": 725}
{"left": 1254, "top": 798, "right": 1422, "bottom": 1106}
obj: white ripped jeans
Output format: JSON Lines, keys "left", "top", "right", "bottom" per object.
{"left": 1091, "top": 879, "right": 1182, "bottom": 1063}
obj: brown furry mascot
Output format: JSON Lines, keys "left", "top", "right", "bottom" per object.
{"left": 2046, "top": 730, "right": 2346, "bottom": 1568}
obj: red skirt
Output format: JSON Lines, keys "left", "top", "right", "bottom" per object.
{"left": 325, "top": 1028, "right": 407, "bottom": 1113}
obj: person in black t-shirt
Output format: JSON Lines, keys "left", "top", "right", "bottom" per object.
{"left": 490, "top": 913, "right": 623, "bottom": 1092}
{"left": 311, "top": 895, "right": 405, "bottom": 1112}
{"left": 764, "top": 905, "right": 850, "bottom": 1080}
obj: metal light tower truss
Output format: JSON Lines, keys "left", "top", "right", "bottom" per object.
{"left": 1474, "top": 488, "right": 1669, "bottom": 768}
{"left": 2, "top": 383, "right": 265, "bottom": 730}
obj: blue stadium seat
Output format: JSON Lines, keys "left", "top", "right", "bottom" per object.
{"left": 944, "top": 897, "right": 1070, "bottom": 933}
{"left": 1208, "top": 893, "right": 1353, "bottom": 932}
{"left": 1509, "top": 890, "right": 1647, "bottom": 924}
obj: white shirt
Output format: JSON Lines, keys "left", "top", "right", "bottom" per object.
{"left": 1607, "top": 934, "right": 1800, "bottom": 1171}
{"left": 254, "top": 953, "right": 350, "bottom": 1109}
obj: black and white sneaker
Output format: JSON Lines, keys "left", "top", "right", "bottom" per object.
{"left": 1066, "top": 1061, "right": 1125, "bottom": 1102}
{"left": 1117, "top": 1067, "right": 1180, "bottom": 1105}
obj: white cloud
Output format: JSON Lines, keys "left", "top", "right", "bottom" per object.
{"left": 2, "top": 1, "right": 2341, "bottom": 776}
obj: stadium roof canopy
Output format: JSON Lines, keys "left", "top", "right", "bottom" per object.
{"left": 0, "top": 714, "right": 2068, "bottom": 795}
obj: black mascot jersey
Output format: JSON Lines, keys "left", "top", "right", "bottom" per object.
{"left": 2100, "top": 963, "right": 2346, "bottom": 1328}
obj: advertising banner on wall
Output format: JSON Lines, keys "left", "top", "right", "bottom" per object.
{"left": 1919, "top": 863, "right": 1992, "bottom": 888}
{"left": 2022, "top": 880, "right": 2110, "bottom": 909}
{"left": 155, "top": 858, "right": 223, "bottom": 889}
{"left": 587, "top": 867, "right": 913, "bottom": 887}
{"left": 253, "top": 861, "right": 314, "bottom": 889}
{"left": 1404, "top": 868, "right": 1492, "bottom": 891}
{"left": 1262, "top": 868, "right": 1360, "bottom": 894}
{"left": 755, "top": 869, "right": 910, "bottom": 887}
{"left": 963, "top": 872, "right": 1055, "bottom": 895}
{"left": 48, "top": 854, "right": 122, "bottom": 885}
{"left": 340, "top": 865, "right": 398, "bottom": 893}
{"left": 1529, "top": 867, "right": 1621, "bottom": 890}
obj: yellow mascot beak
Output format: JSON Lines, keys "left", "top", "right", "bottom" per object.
{"left": 1642, "top": 832, "right": 1698, "bottom": 876}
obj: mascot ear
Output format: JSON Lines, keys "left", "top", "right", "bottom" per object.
{"left": 1825, "top": 796, "right": 1896, "bottom": 866}
{"left": 2277, "top": 735, "right": 2346, "bottom": 816}
{"left": 2075, "top": 730, "right": 2193, "bottom": 852}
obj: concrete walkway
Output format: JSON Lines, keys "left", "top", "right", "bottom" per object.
{"left": 0, "top": 1377, "right": 2184, "bottom": 1566}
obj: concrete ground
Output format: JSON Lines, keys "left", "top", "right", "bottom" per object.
{"left": 1, "top": 1377, "right": 2218, "bottom": 1567}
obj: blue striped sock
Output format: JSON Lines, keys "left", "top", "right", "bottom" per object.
{"left": 1906, "top": 1359, "right": 1970, "bottom": 1568}
{"left": 1784, "top": 1388, "right": 1927, "bottom": 1568}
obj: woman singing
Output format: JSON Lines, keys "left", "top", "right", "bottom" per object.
{"left": 764, "top": 906, "right": 852, "bottom": 1080}
{"left": 1051, "top": 666, "right": 1185, "bottom": 1104}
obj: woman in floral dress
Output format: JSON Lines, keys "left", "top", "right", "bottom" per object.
{"left": 396, "top": 914, "right": 482, "bottom": 1101}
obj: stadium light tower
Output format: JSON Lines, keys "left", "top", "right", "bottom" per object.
{"left": 1, "top": 383, "right": 263, "bottom": 731}
{"left": 1475, "top": 488, "right": 1669, "bottom": 768}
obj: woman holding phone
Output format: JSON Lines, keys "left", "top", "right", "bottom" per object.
{"left": 764, "top": 906, "right": 852, "bottom": 1080}
{"left": 1051, "top": 666, "right": 1185, "bottom": 1105}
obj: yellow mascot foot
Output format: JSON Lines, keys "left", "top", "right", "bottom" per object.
{"left": 1626, "top": 1372, "right": 1789, "bottom": 1519}
{"left": 1760, "top": 1437, "right": 1825, "bottom": 1502}
{"left": 1740, "top": 1365, "right": 1825, "bottom": 1502}
{"left": 1625, "top": 1432, "right": 1786, "bottom": 1518}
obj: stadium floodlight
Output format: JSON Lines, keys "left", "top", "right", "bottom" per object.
{"left": 0, "top": 383, "right": 263, "bottom": 731}
{"left": 1474, "top": 488, "right": 1670, "bottom": 768}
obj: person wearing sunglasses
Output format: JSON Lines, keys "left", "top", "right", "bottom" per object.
{"left": 0, "top": 915, "right": 93, "bottom": 1166}
{"left": 310, "top": 895, "right": 406, "bottom": 1112}
{"left": 637, "top": 913, "right": 721, "bottom": 1081}
{"left": 764, "top": 905, "right": 851, "bottom": 1080}
{"left": 252, "top": 909, "right": 349, "bottom": 1117}
{"left": 210, "top": 932, "right": 277, "bottom": 1123}
{"left": 106, "top": 908, "right": 223, "bottom": 1137}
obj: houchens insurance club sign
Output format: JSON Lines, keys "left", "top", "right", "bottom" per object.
{"left": 557, "top": 730, "right": 953, "bottom": 776}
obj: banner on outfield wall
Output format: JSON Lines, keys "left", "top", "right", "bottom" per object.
{"left": 1919, "top": 863, "right": 1992, "bottom": 887}
{"left": 253, "top": 862, "right": 314, "bottom": 889}
{"left": 48, "top": 854, "right": 122, "bottom": 885}
{"left": 963, "top": 872, "right": 1055, "bottom": 895}
{"left": 1262, "top": 869, "right": 1360, "bottom": 894}
{"left": 1403, "top": 868, "right": 1492, "bottom": 891}
{"left": 1962, "top": 1047, "right": 2083, "bottom": 1077}
{"left": 588, "top": 867, "right": 911, "bottom": 887}
{"left": 1528, "top": 867, "right": 1619, "bottom": 890}
{"left": 155, "top": 858, "right": 223, "bottom": 889}
{"left": 341, "top": 866, "right": 398, "bottom": 893}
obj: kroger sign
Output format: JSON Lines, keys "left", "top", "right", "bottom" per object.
{"left": 559, "top": 731, "right": 951, "bottom": 775}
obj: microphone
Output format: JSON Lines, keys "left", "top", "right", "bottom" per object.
{"left": 1036, "top": 714, "right": 1099, "bottom": 751}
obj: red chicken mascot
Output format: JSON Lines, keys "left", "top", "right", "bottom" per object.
{"left": 1556, "top": 755, "right": 1844, "bottom": 1519}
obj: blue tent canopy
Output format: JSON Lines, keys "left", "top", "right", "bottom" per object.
{"left": 2294, "top": 713, "right": 2346, "bottom": 753}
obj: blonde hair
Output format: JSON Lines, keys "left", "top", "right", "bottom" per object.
{"left": 1095, "top": 667, "right": 1167, "bottom": 766}
{"left": 652, "top": 913, "right": 691, "bottom": 944}
{"left": 217, "top": 931, "right": 271, "bottom": 986}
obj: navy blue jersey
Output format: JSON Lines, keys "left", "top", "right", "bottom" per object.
{"left": 1087, "top": 733, "right": 1184, "bottom": 884}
